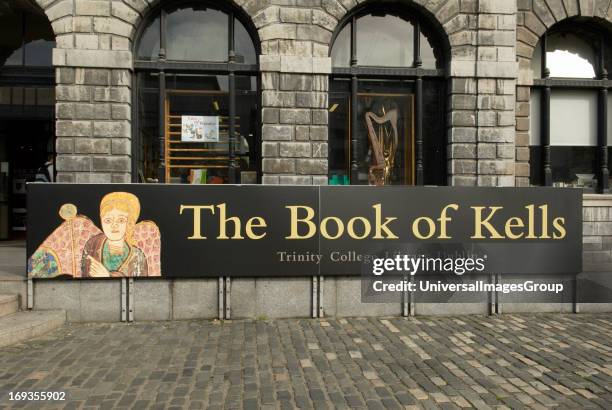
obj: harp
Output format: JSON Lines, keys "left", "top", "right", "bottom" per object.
{"left": 365, "top": 108, "right": 399, "bottom": 185}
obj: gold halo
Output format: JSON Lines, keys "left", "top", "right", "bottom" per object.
{"left": 59, "top": 203, "right": 77, "bottom": 221}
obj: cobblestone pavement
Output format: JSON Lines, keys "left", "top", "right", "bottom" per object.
{"left": 0, "top": 314, "right": 611, "bottom": 409}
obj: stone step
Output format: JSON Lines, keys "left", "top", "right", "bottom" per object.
{"left": 0, "top": 310, "right": 65, "bottom": 348}
{"left": 0, "top": 294, "right": 18, "bottom": 318}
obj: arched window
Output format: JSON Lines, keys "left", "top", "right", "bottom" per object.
{"left": 0, "top": 2, "right": 55, "bottom": 237}
{"left": 328, "top": 4, "right": 447, "bottom": 186}
{"left": 529, "top": 20, "right": 612, "bottom": 192}
{"left": 134, "top": 1, "right": 260, "bottom": 184}
{"left": 0, "top": 4, "right": 54, "bottom": 68}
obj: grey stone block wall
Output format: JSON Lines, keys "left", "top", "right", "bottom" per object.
{"left": 37, "top": 0, "right": 136, "bottom": 183}
{"left": 254, "top": 5, "right": 332, "bottom": 185}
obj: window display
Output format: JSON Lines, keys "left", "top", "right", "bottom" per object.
{"left": 134, "top": 1, "right": 260, "bottom": 184}
{"left": 530, "top": 20, "right": 612, "bottom": 191}
{"left": 329, "top": 5, "right": 447, "bottom": 186}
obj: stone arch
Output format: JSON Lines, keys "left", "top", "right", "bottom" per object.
{"left": 517, "top": 0, "right": 612, "bottom": 83}
{"left": 34, "top": 0, "right": 73, "bottom": 39}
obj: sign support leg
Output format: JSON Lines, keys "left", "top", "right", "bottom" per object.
{"left": 311, "top": 276, "right": 318, "bottom": 318}
{"left": 218, "top": 277, "right": 224, "bottom": 320}
{"left": 488, "top": 274, "right": 495, "bottom": 316}
{"left": 121, "top": 278, "right": 127, "bottom": 322}
{"left": 318, "top": 276, "right": 324, "bottom": 318}
{"left": 496, "top": 274, "right": 502, "bottom": 315}
{"left": 402, "top": 275, "right": 408, "bottom": 317}
{"left": 128, "top": 278, "right": 134, "bottom": 322}
{"left": 225, "top": 277, "right": 231, "bottom": 319}
{"left": 409, "top": 276, "right": 415, "bottom": 316}
{"left": 27, "top": 279, "right": 33, "bottom": 309}
{"left": 573, "top": 274, "right": 579, "bottom": 313}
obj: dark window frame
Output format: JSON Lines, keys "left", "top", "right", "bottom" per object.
{"left": 132, "top": 0, "right": 261, "bottom": 183}
{"left": 531, "top": 21, "right": 612, "bottom": 193}
{"left": 329, "top": 3, "right": 449, "bottom": 186}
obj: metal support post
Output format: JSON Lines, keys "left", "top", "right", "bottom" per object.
{"left": 218, "top": 277, "right": 224, "bottom": 320}
{"left": 27, "top": 278, "right": 33, "bottom": 309}
{"left": 121, "top": 278, "right": 127, "bottom": 322}
{"left": 128, "top": 278, "right": 134, "bottom": 322}
{"left": 318, "top": 276, "right": 324, "bottom": 318}
{"left": 225, "top": 277, "right": 231, "bottom": 319}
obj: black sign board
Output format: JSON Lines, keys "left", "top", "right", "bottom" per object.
{"left": 26, "top": 184, "right": 582, "bottom": 279}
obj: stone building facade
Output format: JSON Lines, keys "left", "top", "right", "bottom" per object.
{"left": 26, "top": 0, "right": 611, "bottom": 188}
{"left": 37, "top": 0, "right": 520, "bottom": 185}
{"left": 2, "top": 0, "right": 610, "bottom": 319}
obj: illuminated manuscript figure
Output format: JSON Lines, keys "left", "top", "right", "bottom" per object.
{"left": 28, "top": 192, "right": 161, "bottom": 278}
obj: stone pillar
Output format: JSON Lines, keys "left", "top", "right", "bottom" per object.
{"left": 43, "top": 0, "right": 137, "bottom": 183}
{"left": 254, "top": 6, "right": 332, "bottom": 185}
{"left": 448, "top": 0, "right": 518, "bottom": 187}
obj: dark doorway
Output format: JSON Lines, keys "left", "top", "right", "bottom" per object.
{"left": 0, "top": 119, "right": 54, "bottom": 238}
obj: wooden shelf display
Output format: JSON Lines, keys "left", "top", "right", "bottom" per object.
{"left": 164, "top": 107, "right": 240, "bottom": 183}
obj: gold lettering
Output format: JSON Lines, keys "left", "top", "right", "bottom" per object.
{"left": 438, "top": 204, "right": 459, "bottom": 239}
{"left": 286, "top": 205, "right": 316, "bottom": 239}
{"left": 412, "top": 217, "right": 436, "bottom": 240}
{"left": 246, "top": 217, "right": 267, "bottom": 240}
{"left": 539, "top": 204, "right": 551, "bottom": 239}
{"left": 179, "top": 205, "right": 215, "bottom": 239}
{"left": 525, "top": 204, "right": 536, "bottom": 239}
{"left": 372, "top": 204, "right": 399, "bottom": 239}
{"left": 347, "top": 217, "right": 371, "bottom": 239}
{"left": 321, "top": 216, "right": 344, "bottom": 240}
{"left": 471, "top": 206, "right": 504, "bottom": 239}
{"left": 217, "top": 203, "right": 243, "bottom": 239}
{"left": 504, "top": 217, "right": 525, "bottom": 239}
{"left": 552, "top": 217, "right": 566, "bottom": 239}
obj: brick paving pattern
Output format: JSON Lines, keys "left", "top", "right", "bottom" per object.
{"left": 0, "top": 314, "right": 610, "bottom": 409}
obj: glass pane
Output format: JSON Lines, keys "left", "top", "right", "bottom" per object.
{"left": 608, "top": 93, "right": 612, "bottom": 146}
{"left": 420, "top": 32, "right": 437, "bottom": 69}
{"left": 0, "top": 11, "right": 24, "bottom": 66}
{"left": 530, "top": 88, "right": 541, "bottom": 145}
{"left": 357, "top": 80, "right": 414, "bottom": 185}
{"left": 422, "top": 79, "right": 445, "bottom": 185}
{"left": 166, "top": 75, "right": 230, "bottom": 184}
{"left": 24, "top": 13, "right": 54, "bottom": 66}
{"left": 531, "top": 41, "right": 542, "bottom": 79}
{"left": 166, "top": 74, "right": 228, "bottom": 92}
{"left": 356, "top": 14, "right": 413, "bottom": 67}
{"left": 547, "top": 32, "right": 597, "bottom": 78}
{"left": 234, "top": 18, "right": 256, "bottom": 64}
{"left": 328, "top": 81, "right": 350, "bottom": 183}
{"left": 331, "top": 23, "right": 351, "bottom": 68}
{"left": 551, "top": 146, "right": 597, "bottom": 188}
{"left": 529, "top": 146, "right": 542, "bottom": 186}
{"left": 166, "top": 6, "right": 229, "bottom": 62}
{"left": 137, "top": 15, "right": 160, "bottom": 60}
{"left": 235, "top": 75, "right": 258, "bottom": 183}
{"left": 24, "top": 40, "right": 54, "bottom": 66}
{"left": 137, "top": 72, "right": 160, "bottom": 182}
{"left": 550, "top": 89, "right": 597, "bottom": 146}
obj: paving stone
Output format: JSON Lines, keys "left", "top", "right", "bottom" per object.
{"left": 0, "top": 315, "right": 610, "bottom": 408}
